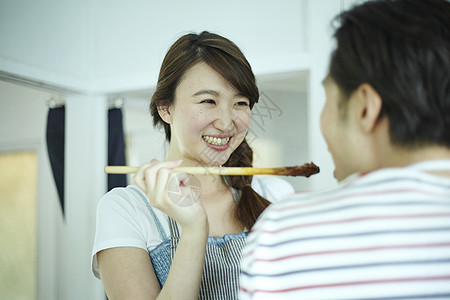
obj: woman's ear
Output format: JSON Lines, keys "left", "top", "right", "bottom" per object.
{"left": 157, "top": 105, "right": 173, "bottom": 124}
{"left": 355, "top": 83, "right": 383, "bottom": 133}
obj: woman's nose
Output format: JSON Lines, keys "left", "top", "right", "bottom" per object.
{"left": 212, "top": 106, "right": 234, "bottom": 131}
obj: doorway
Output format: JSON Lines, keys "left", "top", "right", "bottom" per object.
{"left": 0, "top": 150, "right": 37, "bottom": 300}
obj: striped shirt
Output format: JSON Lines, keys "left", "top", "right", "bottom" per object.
{"left": 240, "top": 161, "right": 450, "bottom": 299}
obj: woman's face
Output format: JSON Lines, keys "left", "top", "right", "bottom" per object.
{"left": 160, "top": 62, "right": 251, "bottom": 166}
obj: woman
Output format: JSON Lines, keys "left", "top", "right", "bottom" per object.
{"left": 91, "top": 31, "right": 293, "bottom": 299}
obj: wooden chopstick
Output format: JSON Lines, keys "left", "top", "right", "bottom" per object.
{"left": 104, "top": 162, "right": 319, "bottom": 177}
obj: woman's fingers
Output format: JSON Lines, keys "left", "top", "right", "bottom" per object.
{"left": 153, "top": 167, "right": 172, "bottom": 207}
{"left": 132, "top": 159, "right": 206, "bottom": 229}
{"left": 133, "top": 161, "right": 155, "bottom": 193}
{"left": 133, "top": 159, "right": 183, "bottom": 204}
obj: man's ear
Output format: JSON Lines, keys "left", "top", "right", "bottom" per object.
{"left": 157, "top": 105, "right": 173, "bottom": 124}
{"left": 355, "top": 83, "right": 383, "bottom": 133}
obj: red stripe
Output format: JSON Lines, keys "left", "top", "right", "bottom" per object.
{"left": 243, "top": 213, "right": 450, "bottom": 259}
{"left": 243, "top": 242, "right": 450, "bottom": 261}
{"left": 261, "top": 213, "right": 450, "bottom": 234}
{"left": 240, "top": 275, "right": 450, "bottom": 294}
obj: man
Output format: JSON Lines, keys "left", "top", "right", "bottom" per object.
{"left": 239, "top": 0, "right": 450, "bottom": 298}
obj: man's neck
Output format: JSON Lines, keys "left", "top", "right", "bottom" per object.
{"left": 383, "top": 145, "right": 450, "bottom": 177}
{"left": 384, "top": 145, "right": 450, "bottom": 166}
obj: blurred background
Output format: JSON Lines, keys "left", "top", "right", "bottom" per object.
{"left": 0, "top": 0, "right": 363, "bottom": 299}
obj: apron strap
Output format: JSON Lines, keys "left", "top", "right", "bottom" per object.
{"left": 129, "top": 185, "right": 168, "bottom": 241}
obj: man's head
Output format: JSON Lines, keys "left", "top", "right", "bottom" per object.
{"left": 321, "top": 0, "right": 450, "bottom": 181}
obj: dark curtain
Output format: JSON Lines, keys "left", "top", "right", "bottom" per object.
{"left": 46, "top": 106, "right": 127, "bottom": 217}
{"left": 108, "top": 108, "right": 127, "bottom": 191}
{"left": 46, "top": 106, "right": 66, "bottom": 215}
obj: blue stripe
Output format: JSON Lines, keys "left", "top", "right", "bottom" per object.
{"left": 241, "top": 258, "right": 450, "bottom": 278}
{"left": 278, "top": 176, "right": 450, "bottom": 208}
{"left": 255, "top": 227, "right": 450, "bottom": 248}
{"left": 267, "top": 200, "right": 450, "bottom": 223}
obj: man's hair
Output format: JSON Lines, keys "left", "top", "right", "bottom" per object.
{"left": 329, "top": 0, "right": 450, "bottom": 148}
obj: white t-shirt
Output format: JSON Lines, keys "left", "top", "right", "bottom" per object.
{"left": 91, "top": 175, "right": 294, "bottom": 278}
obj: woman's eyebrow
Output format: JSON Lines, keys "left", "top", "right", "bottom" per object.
{"left": 192, "top": 89, "right": 244, "bottom": 99}
{"left": 192, "top": 89, "right": 219, "bottom": 97}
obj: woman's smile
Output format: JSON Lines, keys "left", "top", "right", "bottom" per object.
{"left": 202, "top": 135, "right": 232, "bottom": 150}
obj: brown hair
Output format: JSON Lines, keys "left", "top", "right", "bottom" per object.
{"left": 150, "top": 31, "right": 270, "bottom": 229}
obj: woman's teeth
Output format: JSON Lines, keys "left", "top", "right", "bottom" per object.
{"left": 202, "top": 136, "right": 230, "bottom": 146}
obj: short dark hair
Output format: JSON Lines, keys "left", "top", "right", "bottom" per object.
{"left": 329, "top": 0, "right": 450, "bottom": 149}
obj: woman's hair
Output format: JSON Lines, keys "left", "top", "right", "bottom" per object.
{"left": 150, "top": 31, "right": 270, "bottom": 229}
{"left": 329, "top": 0, "right": 450, "bottom": 149}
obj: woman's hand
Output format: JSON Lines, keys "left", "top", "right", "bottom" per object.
{"left": 133, "top": 159, "right": 208, "bottom": 233}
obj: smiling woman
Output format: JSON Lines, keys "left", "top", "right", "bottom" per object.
{"left": 158, "top": 62, "right": 251, "bottom": 167}
{"left": 91, "top": 31, "right": 289, "bottom": 300}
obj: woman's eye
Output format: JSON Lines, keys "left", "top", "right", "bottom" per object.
{"left": 201, "top": 99, "right": 216, "bottom": 104}
{"left": 236, "top": 101, "right": 250, "bottom": 106}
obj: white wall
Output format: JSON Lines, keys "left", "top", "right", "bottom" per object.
{"left": 93, "top": 0, "right": 310, "bottom": 93}
{"left": 249, "top": 87, "right": 310, "bottom": 190}
{"left": 0, "top": 0, "right": 94, "bottom": 90}
{"left": 307, "top": 0, "right": 340, "bottom": 189}
{"left": 63, "top": 95, "right": 106, "bottom": 300}
{"left": 0, "top": 0, "right": 309, "bottom": 93}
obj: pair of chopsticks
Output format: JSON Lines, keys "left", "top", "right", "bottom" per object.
{"left": 104, "top": 162, "right": 320, "bottom": 177}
